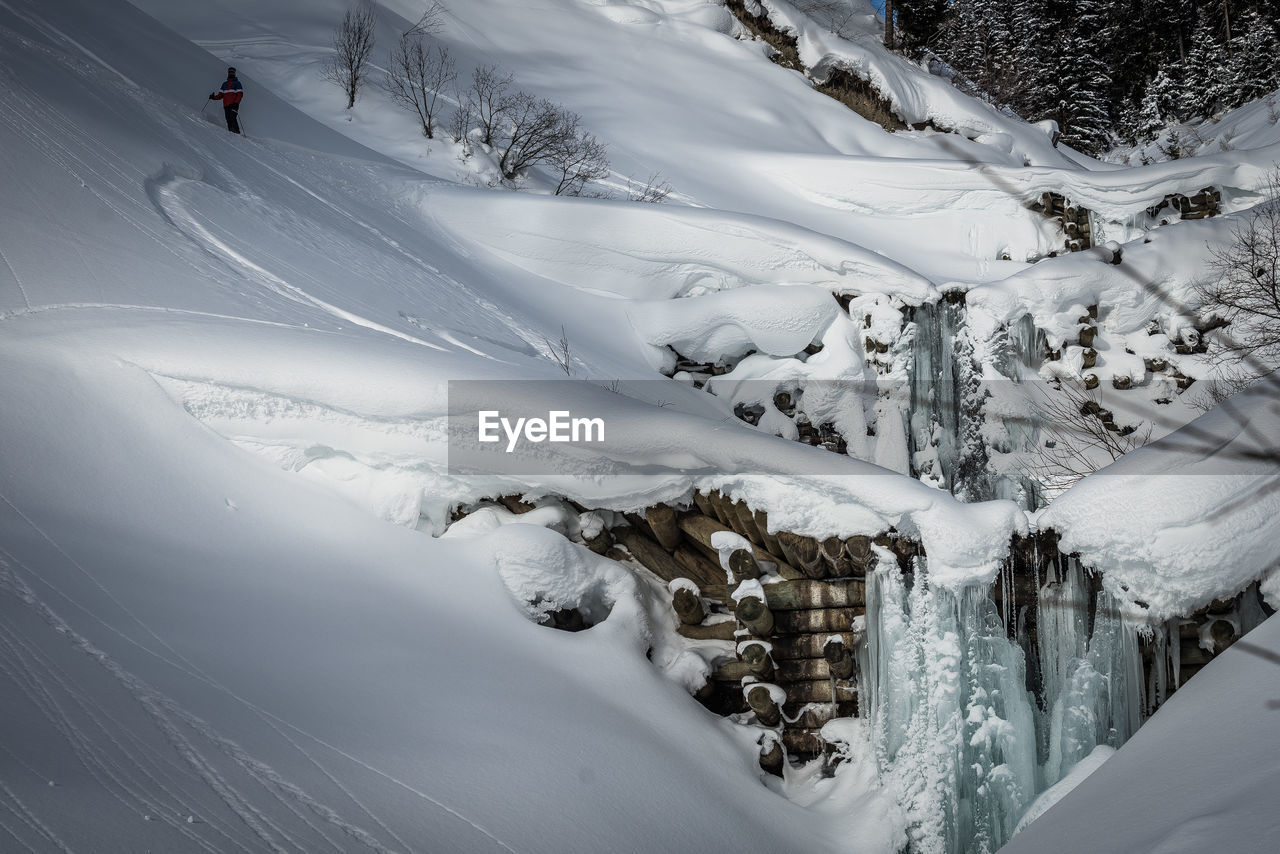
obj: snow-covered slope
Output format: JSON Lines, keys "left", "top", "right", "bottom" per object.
{"left": 3, "top": 0, "right": 1279, "bottom": 850}
{"left": 0, "top": 0, "right": 898, "bottom": 849}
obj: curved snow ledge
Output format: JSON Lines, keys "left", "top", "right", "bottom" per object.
{"left": 1040, "top": 378, "right": 1280, "bottom": 622}
{"left": 628, "top": 283, "right": 838, "bottom": 362}
{"left": 422, "top": 188, "right": 931, "bottom": 301}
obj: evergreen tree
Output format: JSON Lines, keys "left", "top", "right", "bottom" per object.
{"left": 1050, "top": 0, "right": 1115, "bottom": 154}
{"left": 893, "top": 0, "right": 950, "bottom": 57}
{"left": 1179, "top": 10, "right": 1229, "bottom": 118}
{"left": 1136, "top": 66, "right": 1183, "bottom": 140}
{"left": 1226, "top": 9, "right": 1280, "bottom": 107}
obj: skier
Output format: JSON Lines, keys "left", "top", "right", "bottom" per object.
{"left": 209, "top": 67, "right": 243, "bottom": 134}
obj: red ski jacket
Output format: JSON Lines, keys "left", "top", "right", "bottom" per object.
{"left": 213, "top": 78, "right": 243, "bottom": 106}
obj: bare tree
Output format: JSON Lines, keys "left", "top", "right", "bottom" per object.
{"left": 1024, "top": 380, "right": 1152, "bottom": 493}
{"left": 544, "top": 326, "right": 573, "bottom": 375}
{"left": 322, "top": 2, "right": 377, "bottom": 110}
{"left": 468, "top": 65, "right": 515, "bottom": 146}
{"left": 448, "top": 86, "right": 474, "bottom": 146}
{"left": 497, "top": 94, "right": 568, "bottom": 180}
{"left": 404, "top": 1, "right": 446, "bottom": 37}
{"left": 792, "top": 0, "right": 859, "bottom": 39}
{"left": 384, "top": 36, "right": 456, "bottom": 138}
{"left": 1204, "top": 173, "right": 1280, "bottom": 371}
{"left": 549, "top": 129, "right": 609, "bottom": 196}
{"left": 627, "top": 171, "right": 672, "bottom": 203}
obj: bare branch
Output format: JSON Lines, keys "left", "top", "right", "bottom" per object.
{"left": 628, "top": 171, "right": 672, "bottom": 203}
{"left": 321, "top": 2, "right": 377, "bottom": 110}
{"left": 404, "top": 2, "right": 447, "bottom": 37}
{"left": 384, "top": 36, "right": 456, "bottom": 138}
{"left": 467, "top": 65, "right": 516, "bottom": 147}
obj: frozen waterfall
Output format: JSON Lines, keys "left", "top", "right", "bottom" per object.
{"left": 860, "top": 554, "right": 1149, "bottom": 854}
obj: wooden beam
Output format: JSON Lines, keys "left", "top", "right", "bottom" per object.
{"left": 785, "top": 680, "right": 858, "bottom": 704}
{"left": 770, "top": 631, "right": 858, "bottom": 659}
{"left": 613, "top": 525, "right": 687, "bottom": 583}
{"left": 676, "top": 621, "right": 736, "bottom": 641}
{"left": 672, "top": 545, "right": 724, "bottom": 588}
{"left": 645, "top": 504, "right": 682, "bottom": 550}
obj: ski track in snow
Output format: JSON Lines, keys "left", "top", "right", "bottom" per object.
{"left": 0, "top": 554, "right": 450, "bottom": 854}
{"left": 0, "top": 243, "right": 31, "bottom": 310}
{"left": 0, "top": 488, "right": 521, "bottom": 854}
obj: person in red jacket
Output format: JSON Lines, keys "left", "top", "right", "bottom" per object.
{"left": 209, "top": 67, "right": 243, "bottom": 134}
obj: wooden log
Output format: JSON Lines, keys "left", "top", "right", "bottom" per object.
{"left": 672, "top": 586, "right": 706, "bottom": 626}
{"left": 777, "top": 657, "right": 832, "bottom": 682}
{"left": 753, "top": 509, "right": 784, "bottom": 556}
{"left": 820, "top": 536, "right": 855, "bottom": 577}
{"left": 823, "top": 637, "right": 857, "bottom": 680}
{"left": 726, "top": 500, "right": 754, "bottom": 539}
{"left": 678, "top": 512, "right": 802, "bottom": 580}
{"left": 774, "top": 530, "right": 804, "bottom": 573}
{"left": 706, "top": 489, "right": 734, "bottom": 527}
{"left": 737, "top": 595, "right": 775, "bottom": 636}
{"left": 1082, "top": 348, "right": 1097, "bottom": 369}
{"left": 712, "top": 660, "right": 754, "bottom": 681}
{"left": 747, "top": 684, "right": 782, "bottom": 727}
{"left": 777, "top": 531, "right": 825, "bottom": 579}
{"left": 672, "top": 545, "right": 724, "bottom": 588}
{"left": 676, "top": 513, "right": 724, "bottom": 562}
{"left": 766, "top": 578, "right": 865, "bottom": 610}
{"left": 613, "top": 525, "right": 687, "bottom": 584}
{"left": 770, "top": 631, "right": 858, "bottom": 659}
{"left": 782, "top": 729, "right": 834, "bottom": 756}
{"left": 733, "top": 502, "right": 765, "bottom": 545}
{"left": 729, "top": 548, "right": 763, "bottom": 581}
{"left": 677, "top": 620, "right": 737, "bottom": 641}
{"left": 774, "top": 607, "right": 863, "bottom": 633}
{"left": 844, "top": 536, "right": 872, "bottom": 576}
{"left": 700, "top": 489, "right": 725, "bottom": 524}
{"left": 583, "top": 527, "right": 613, "bottom": 555}
{"left": 691, "top": 490, "right": 717, "bottom": 519}
{"left": 496, "top": 495, "right": 536, "bottom": 514}
{"left": 622, "top": 511, "right": 658, "bottom": 542}
{"left": 1079, "top": 326, "right": 1096, "bottom": 348}
{"left": 740, "top": 641, "right": 776, "bottom": 680}
{"left": 785, "top": 680, "right": 858, "bottom": 704}
{"left": 645, "top": 504, "right": 682, "bottom": 550}
{"left": 759, "top": 738, "right": 784, "bottom": 776}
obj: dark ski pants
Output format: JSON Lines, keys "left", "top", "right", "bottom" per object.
{"left": 223, "top": 104, "right": 241, "bottom": 134}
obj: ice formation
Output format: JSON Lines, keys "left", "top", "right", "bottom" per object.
{"left": 861, "top": 547, "right": 1157, "bottom": 854}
